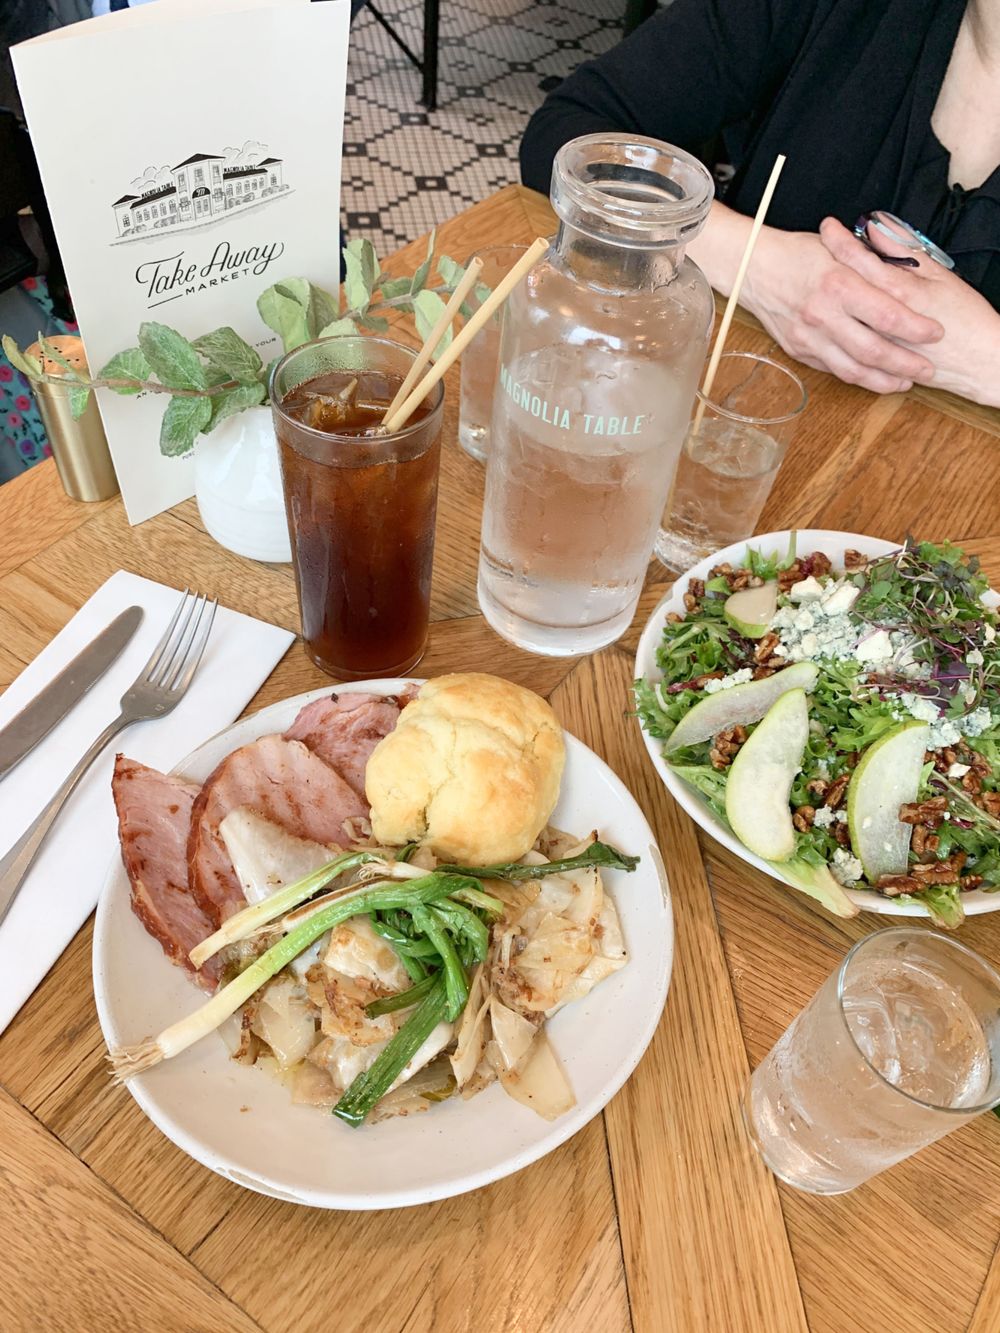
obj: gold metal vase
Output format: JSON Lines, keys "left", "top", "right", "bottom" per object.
{"left": 26, "top": 335, "right": 119, "bottom": 502}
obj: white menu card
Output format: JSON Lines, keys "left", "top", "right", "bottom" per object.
{"left": 13, "top": 0, "right": 350, "bottom": 523}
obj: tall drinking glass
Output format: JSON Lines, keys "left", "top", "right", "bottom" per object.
{"left": 745, "top": 928, "right": 1000, "bottom": 1195}
{"left": 458, "top": 243, "right": 528, "bottom": 462}
{"left": 270, "top": 336, "right": 444, "bottom": 680}
{"left": 655, "top": 351, "right": 806, "bottom": 573}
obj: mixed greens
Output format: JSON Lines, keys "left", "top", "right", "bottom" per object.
{"left": 636, "top": 537, "right": 1000, "bottom": 928}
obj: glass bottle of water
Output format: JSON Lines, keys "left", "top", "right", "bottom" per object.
{"left": 477, "top": 133, "right": 714, "bottom": 656}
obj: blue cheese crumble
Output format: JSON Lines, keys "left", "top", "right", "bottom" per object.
{"left": 703, "top": 668, "right": 754, "bottom": 694}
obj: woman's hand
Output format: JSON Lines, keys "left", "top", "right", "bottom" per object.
{"left": 819, "top": 218, "right": 1000, "bottom": 407}
{"left": 741, "top": 226, "right": 945, "bottom": 394}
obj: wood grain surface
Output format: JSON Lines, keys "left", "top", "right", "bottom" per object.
{"left": 0, "top": 184, "right": 998, "bottom": 1332}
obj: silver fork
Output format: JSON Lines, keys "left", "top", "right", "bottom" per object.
{"left": 0, "top": 589, "right": 218, "bottom": 929}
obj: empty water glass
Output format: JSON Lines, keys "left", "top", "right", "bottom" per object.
{"left": 655, "top": 351, "right": 806, "bottom": 572}
{"left": 744, "top": 928, "right": 1000, "bottom": 1195}
{"left": 458, "top": 244, "right": 527, "bottom": 462}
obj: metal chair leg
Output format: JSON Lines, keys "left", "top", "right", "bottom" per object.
{"left": 421, "top": 0, "right": 440, "bottom": 110}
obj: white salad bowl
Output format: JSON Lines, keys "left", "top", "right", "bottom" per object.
{"left": 635, "top": 530, "right": 1000, "bottom": 920}
{"left": 93, "top": 680, "right": 673, "bottom": 1209}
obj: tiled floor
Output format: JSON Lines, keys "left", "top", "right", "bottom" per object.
{"left": 341, "top": 0, "right": 621, "bottom": 256}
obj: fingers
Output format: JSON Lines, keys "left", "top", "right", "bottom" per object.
{"left": 819, "top": 219, "right": 945, "bottom": 343}
{"left": 828, "top": 314, "right": 935, "bottom": 383}
{"left": 795, "top": 339, "right": 913, "bottom": 395}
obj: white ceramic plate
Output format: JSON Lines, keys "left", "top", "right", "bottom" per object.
{"left": 93, "top": 680, "right": 673, "bottom": 1209}
{"left": 635, "top": 530, "right": 1000, "bottom": 919}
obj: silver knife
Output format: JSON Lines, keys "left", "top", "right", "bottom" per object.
{"left": 0, "top": 606, "right": 144, "bottom": 781}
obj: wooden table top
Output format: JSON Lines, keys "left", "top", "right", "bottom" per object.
{"left": 2, "top": 183, "right": 1000, "bottom": 1333}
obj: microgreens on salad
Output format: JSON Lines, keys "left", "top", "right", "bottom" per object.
{"left": 636, "top": 536, "right": 1000, "bottom": 929}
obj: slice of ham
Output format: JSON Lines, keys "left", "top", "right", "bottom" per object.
{"left": 282, "top": 691, "right": 407, "bottom": 798}
{"left": 111, "top": 755, "right": 220, "bottom": 990}
{"left": 187, "top": 735, "right": 369, "bottom": 926}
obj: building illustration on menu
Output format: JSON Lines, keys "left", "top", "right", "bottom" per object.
{"left": 111, "top": 142, "right": 287, "bottom": 241}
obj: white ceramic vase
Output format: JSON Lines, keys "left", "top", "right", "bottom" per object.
{"left": 193, "top": 406, "right": 292, "bottom": 563}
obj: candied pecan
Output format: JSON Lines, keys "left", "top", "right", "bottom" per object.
{"left": 665, "top": 611, "right": 683, "bottom": 624}
{"left": 709, "top": 748, "right": 729, "bottom": 771}
{"left": 962, "top": 769, "right": 984, "bottom": 795}
{"left": 961, "top": 874, "right": 985, "bottom": 891}
{"left": 911, "top": 851, "right": 966, "bottom": 884}
{"left": 833, "top": 822, "right": 852, "bottom": 846}
{"left": 752, "top": 665, "right": 776, "bottom": 679}
{"left": 749, "top": 575, "right": 764, "bottom": 588}
{"left": 778, "top": 561, "right": 803, "bottom": 593}
{"left": 979, "top": 791, "right": 1000, "bottom": 817}
{"left": 844, "top": 751, "right": 860, "bottom": 769}
{"left": 824, "top": 774, "right": 850, "bottom": 808}
{"left": 844, "top": 549, "right": 868, "bottom": 571}
{"left": 709, "top": 562, "right": 733, "bottom": 578}
{"left": 688, "top": 577, "right": 706, "bottom": 600}
{"left": 968, "top": 750, "right": 991, "bottom": 776}
{"left": 898, "top": 796, "right": 947, "bottom": 826}
{"left": 806, "top": 777, "right": 830, "bottom": 799}
{"left": 793, "top": 805, "right": 815, "bottom": 831}
{"left": 877, "top": 874, "right": 922, "bottom": 896}
{"left": 754, "top": 631, "right": 780, "bottom": 662}
{"left": 911, "top": 826, "right": 940, "bottom": 860}
{"left": 712, "top": 726, "right": 747, "bottom": 759}
{"left": 729, "top": 568, "right": 752, "bottom": 591}
{"left": 683, "top": 592, "right": 701, "bottom": 614}
{"left": 807, "top": 551, "right": 832, "bottom": 576}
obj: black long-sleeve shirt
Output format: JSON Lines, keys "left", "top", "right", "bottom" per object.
{"left": 521, "top": 0, "right": 1000, "bottom": 309}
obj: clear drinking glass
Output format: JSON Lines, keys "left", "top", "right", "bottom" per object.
{"left": 478, "top": 133, "right": 716, "bottom": 657}
{"left": 745, "top": 928, "right": 1000, "bottom": 1195}
{"left": 655, "top": 351, "right": 807, "bottom": 573}
{"left": 458, "top": 243, "right": 528, "bottom": 462}
{"left": 270, "top": 336, "right": 444, "bottom": 680}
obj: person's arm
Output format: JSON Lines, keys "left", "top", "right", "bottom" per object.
{"left": 688, "top": 205, "right": 945, "bottom": 394}
{"left": 520, "top": 0, "right": 808, "bottom": 194}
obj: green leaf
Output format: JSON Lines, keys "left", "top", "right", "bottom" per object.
{"left": 436, "top": 253, "right": 466, "bottom": 288}
{"left": 138, "top": 323, "right": 207, "bottom": 390}
{"left": 413, "top": 290, "right": 452, "bottom": 359}
{"left": 358, "top": 313, "right": 389, "bottom": 333}
{"left": 346, "top": 237, "right": 380, "bottom": 293}
{"left": 308, "top": 285, "right": 341, "bottom": 338}
{"left": 317, "top": 317, "right": 357, "bottom": 338}
{"left": 97, "top": 347, "right": 152, "bottom": 394}
{"left": 2, "top": 334, "right": 41, "bottom": 378}
{"left": 380, "top": 276, "right": 412, "bottom": 300}
{"left": 192, "top": 327, "right": 262, "bottom": 386}
{"left": 204, "top": 381, "right": 266, "bottom": 432}
{"left": 257, "top": 286, "right": 311, "bottom": 352}
{"left": 158, "top": 395, "right": 212, "bottom": 456}
{"left": 68, "top": 385, "right": 91, "bottom": 419}
{"left": 39, "top": 335, "right": 84, "bottom": 381}
{"left": 411, "top": 228, "right": 435, "bottom": 295}
{"left": 343, "top": 247, "right": 372, "bottom": 316}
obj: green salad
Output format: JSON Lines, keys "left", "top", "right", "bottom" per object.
{"left": 635, "top": 537, "right": 1000, "bottom": 928}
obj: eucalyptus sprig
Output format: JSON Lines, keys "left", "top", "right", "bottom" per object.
{"left": 1, "top": 230, "right": 486, "bottom": 459}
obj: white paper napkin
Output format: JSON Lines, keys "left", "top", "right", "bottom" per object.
{"left": 0, "top": 570, "right": 294, "bottom": 1034}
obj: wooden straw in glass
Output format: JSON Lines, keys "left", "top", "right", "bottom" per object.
{"left": 383, "top": 236, "right": 549, "bottom": 434}
{"left": 382, "top": 256, "right": 484, "bottom": 423}
{"left": 692, "top": 153, "right": 786, "bottom": 433}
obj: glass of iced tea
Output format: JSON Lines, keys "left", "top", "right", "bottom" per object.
{"left": 270, "top": 336, "right": 444, "bottom": 679}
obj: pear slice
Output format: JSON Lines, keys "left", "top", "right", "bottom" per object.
{"left": 723, "top": 582, "right": 778, "bottom": 638}
{"left": 725, "top": 688, "right": 808, "bottom": 862}
{"left": 665, "top": 660, "right": 818, "bottom": 753}
{"left": 847, "top": 720, "right": 931, "bottom": 881}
